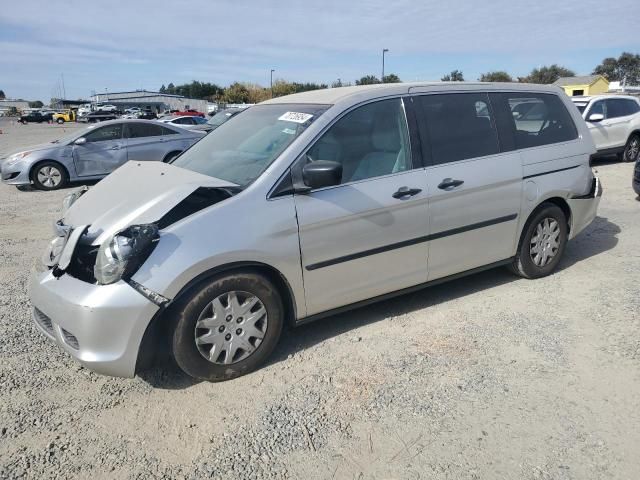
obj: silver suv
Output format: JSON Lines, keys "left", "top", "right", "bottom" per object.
{"left": 29, "top": 83, "right": 602, "bottom": 381}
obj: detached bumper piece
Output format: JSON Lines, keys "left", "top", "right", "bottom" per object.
{"left": 571, "top": 176, "right": 603, "bottom": 199}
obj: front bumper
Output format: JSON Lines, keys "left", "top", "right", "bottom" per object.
{"left": 29, "top": 270, "right": 159, "bottom": 378}
{"left": 567, "top": 176, "right": 603, "bottom": 239}
{"left": 1, "top": 161, "right": 30, "bottom": 185}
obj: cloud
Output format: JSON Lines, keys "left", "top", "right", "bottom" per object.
{"left": 1, "top": 0, "right": 639, "bottom": 99}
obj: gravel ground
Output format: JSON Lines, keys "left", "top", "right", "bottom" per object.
{"left": 1, "top": 121, "right": 639, "bottom": 479}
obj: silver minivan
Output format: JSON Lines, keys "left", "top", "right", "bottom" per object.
{"left": 29, "top": 83, "right": 602, "bottom": 381}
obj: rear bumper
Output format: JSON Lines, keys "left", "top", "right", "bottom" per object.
{"left": 568, "top": 176, "right": 602, "bottom": 239}
{"left": 29, "top": 270, "right": 159, "bottom": 378}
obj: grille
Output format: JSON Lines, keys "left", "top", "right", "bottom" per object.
{"left": 60, "top": 328, "right": 79, "bottom": 350}
{"left": 66, "top": 243, "right": 98, "bottom": 283}
{"left": 33, "top": 308, "right": 54, "bottom": 335}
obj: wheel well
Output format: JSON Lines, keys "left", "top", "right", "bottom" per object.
{"left": 542, "top": 197, "right": 572, "bottom": 233}
{"left": 627, "top": 130, "right": 640, "bottom": 143}
{"left": 29, "top": 160, "right": 69, "bottom": 182}
{"left": 162, "top": 150, "right": 182, "bottom": 163}
{"left": 135, "top": 262, "right": 297, "bottom": 374}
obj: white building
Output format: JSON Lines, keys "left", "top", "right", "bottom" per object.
{"left": 90, "top": 90, "right": 208, "bottom": 114}
{"left": 608, "top": 81, "right": 640, "bottom": 94}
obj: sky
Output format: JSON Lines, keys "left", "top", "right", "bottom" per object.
{"left": 1, "top": 0, "right": 639, "bottom": 101}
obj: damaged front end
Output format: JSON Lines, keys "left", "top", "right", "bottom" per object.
{"left": 39, "top": 163, "right": 241, "bottom": 306}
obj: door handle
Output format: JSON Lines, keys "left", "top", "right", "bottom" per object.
{"left": 392, "top": 186, "right": 422, "bottom": 199}
{"left": 438, "top": 178, "right": 464, "bottom": 190}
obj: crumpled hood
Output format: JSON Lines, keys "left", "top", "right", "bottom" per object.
{"left": 64, "top": 161, "right": 237, "bottom": 245}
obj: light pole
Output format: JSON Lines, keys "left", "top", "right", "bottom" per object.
{"left": 381, "top": 48, "right": 389, "bottom": 83}
{"left": 270, "top": 69, "right": 275, "bottom": 95}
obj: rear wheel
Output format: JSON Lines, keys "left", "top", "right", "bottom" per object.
{"left": 31, "top": 161, "right": 68, "bottom": 190}
{"left": 510, "top": 203, "right": 568, "bottom": 279}
{"left": 623, "top": 134, "right": 640, "bottom": 163}
{"left": 56, "top": 118, "right": 64, "bottom": 124}
{"left": 171, "top": 272, "right": 284, "bottom": 382}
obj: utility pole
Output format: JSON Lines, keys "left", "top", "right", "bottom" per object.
{"left": 61, "top": 73, "right": 66, "bottom": 100}
{"left": 270, "top": 69, "right": 275, "bottom": 96}
{"left": 382, "top": 49, "right": 389, "bottom": 83}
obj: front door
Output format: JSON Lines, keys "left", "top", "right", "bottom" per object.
{"left": 412, "top": 92, "right": 522, "bottom": 280}
{"left": 293, "top": 98, "right": 430, "bottom": 316}
{"left": 73, "top": 123, "right": 127, "bottom": 176}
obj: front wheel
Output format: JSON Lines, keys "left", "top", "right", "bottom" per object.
{"left": 56, "top": 118, "right": 64, "bottom": 124}
{"left": 623, "top": 134, "right": 640, "bottom": 163}
{"left": 510, "top": 203, "right": 568, "bottom": 279}
{"left": 31, "top": 162, "right": 68, "bottom": 190}
{"left": 171, "top": 272, "right": 284, "bottom": 382}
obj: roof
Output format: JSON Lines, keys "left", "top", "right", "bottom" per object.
{"left": 553, "top": 75, "right": 606, "bottom": 87}
{"left": 570, "top": 93, "right": 639, "bottom": 102}
{"left": 262, "top": 82, "right": 563, "bottom": 106}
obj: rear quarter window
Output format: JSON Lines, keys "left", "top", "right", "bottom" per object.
{"left": 489, "top": 93, "right": 578, "bottom": 150}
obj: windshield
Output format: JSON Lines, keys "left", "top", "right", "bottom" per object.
{"left": 173, "top": 103, "right": 328, "bottom": 186}
{"left": 207, "top": 109, "right": 238, "bottom": 127}
{"left": 51, "top": 127, "right": 94, "bottom": 144}
{"left": 573, "top": 103, "right": 588, "bottom": 114}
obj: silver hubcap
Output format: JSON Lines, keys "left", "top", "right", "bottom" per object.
{"left": 194, "top": 291, "right": 267, "bottom": 365}
{"left": 626, "top": 138, "right": 639, "bottom": 161}
{"left": 530, "top": 218, "right": 560, "bottom": 267}
{"left": 37, "top": 166, "right": 62, "bottom": 188}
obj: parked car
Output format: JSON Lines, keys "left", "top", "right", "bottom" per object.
{"left": 124, "top": 107, "right": 142, "bottom": 114}
{"left": 206, "top": 108, "right": 244, "bottom": 130}
{"left": 571, "top": 95, "right": 640, "bottom": 162}
{"left": 27, "top": 83, "right": 601, "bottom": 381}
{"left": 160, "top": 115, "right": 211, "bottom": 131}
{"left": 96, "top": 104, "right": 118, "bottom": 113}
{"left": 52, "top": 110, "right": 76, "bottom": 124}
{"left": 1, "top": 120, "right": 204, "bottom": 190}
{"left": 81, "top": 111, "right": 118, "bottom": 123}
{"left": 173, "top": 109, "right": 205, "bottom": 117}
{"left": 19, "top": 111, "right": 53, "bottom": 124}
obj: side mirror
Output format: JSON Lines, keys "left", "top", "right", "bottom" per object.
{"left": 302, "top": 160, "right": 342, "bottom": 190}
{"left": 74, "top": 137, "right": 87, "bottom": 146}
{"left": 588, "top": 113, "right": 604, "bottom": 123}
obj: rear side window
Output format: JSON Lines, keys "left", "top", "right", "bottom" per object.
{"left": 490, "top": 93, "right": 578, "bottom": 149}
{"left": 415, "top": 93, "right": 499, "bottom": 165}
{"left": 606, "top": 98, "right": 639, "bottom": 118}
{"left": 126, "top": 122, "right": 163, "bottom": 138}
{"left": 161, "top": 126, "right": 179, "bottom": 135}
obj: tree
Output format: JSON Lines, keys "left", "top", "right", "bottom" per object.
{"left": 356, "top": 75, "right": 381, "bottom": 85}
{"left": 519, "top": 64, "right": 575, "bottom": 84}
{"left": 479, "top": 71, "right": 513, "bottom": 82}
{"left": 223, "top": 82, "right": 251, "bottom": 103}
{"left": 159, "top": 84, "right": 166, "bottom": 94}
{"left": 28, "top": 101, "right": 44, "bottom": 108}
{"left": 166, "top": 83, "right": 176, "bottom": 94}
{"left": 441, "top": 70, "right": 464, "bottom": 81}
{"left": 382, "top": 73, "right": 401, "bottom": 83}
{"left": 593, "top": 52, "right": 640, "bottom": 85}
{"left": 0, "top": 89, "right": 5, "bottom": 99}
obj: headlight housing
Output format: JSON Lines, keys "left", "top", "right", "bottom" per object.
{"left": 5, "top": 151, "right": 31, "bottom": 167}
{"left": 94, "top": 224, "right": 159, "bottom": 285}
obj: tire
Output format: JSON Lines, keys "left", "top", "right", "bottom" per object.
{"left": 622, "top": 134, "right": 640, "bottom": 163}
{"left": 510, "top": 203, "right": 568, "bottom": 279}
{"left": 171, "top": 271, "right": 284, "bottom": 382}
{"left": 56, "top": 118, "right": 64, "bottom": 124}
{"left": 31, "top": 161, "right": 68, "bottom": 191}
{"left": 163, "top": 151, "right": 181, "bottom": 163}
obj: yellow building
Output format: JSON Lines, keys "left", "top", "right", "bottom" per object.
{"left": 553, "top": 75, "right": 609, "bottom": 96}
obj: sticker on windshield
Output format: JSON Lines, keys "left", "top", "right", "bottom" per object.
{"left": 278, "top": 112, "right": 313, "bottom": 124}
{"left": 282, "top": 128, "right": 296, "bottom": 135}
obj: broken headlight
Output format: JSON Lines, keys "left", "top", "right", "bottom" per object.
{"left": 61, "top": 186, "right": 88, "bottom": 216}
{"left": 94, "top": 224, "right": 159, "bottom": 285}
